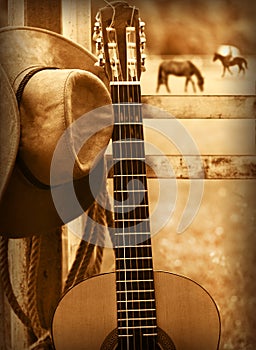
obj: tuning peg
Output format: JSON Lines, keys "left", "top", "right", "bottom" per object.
{"left": 140, "top": 36, "right": 146, "bottom": 51}
{"left": 141, "top": 53, "right": 146, "bottom": 72}
{"left": 96, "top": 37, "right": 102, "bottom": 50}
{"left": 139, "top": 20, "right": 145, "bottom": 30}
{"left": 94, "top": 53, "right": 105, "bottom": 67}
{"left": 93, "top": 22, "right": 102, "bottom": 42}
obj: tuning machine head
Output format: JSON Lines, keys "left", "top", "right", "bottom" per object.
{"left": 93, "top": 21, "right": 105, "bottom": 66}
{"left": 139, "top": 19, "right": 146, "bottom": 71}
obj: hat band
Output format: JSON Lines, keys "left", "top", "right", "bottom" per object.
{"left": 16, "top": 67, "right": 58, "bottom": 190}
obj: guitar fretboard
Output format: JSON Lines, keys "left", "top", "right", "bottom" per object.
{"left": 111, "top": 83, "right": 158, "bottom": 344}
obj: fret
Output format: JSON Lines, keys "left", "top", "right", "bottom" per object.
{"left": 114, "top": 190, "right": 147, "bottom": 192}
{"left": 113, "top": 143, "right": 145, "bottom": 158}
{"left": 118, "top": 333, "right": 158, "bottom": 338}
{"left": 114, "top": 160, "right": 146, "bottom": 175}
{"left": 115, "top": 232, "right": 150, "bottom": 236}
{"left": 113, "top": 140, "right": 144, "bottom": 145}
{"left": 116, "top": 290, "right": 155, "bottom": 301}
{"left": 116, "top": 257, "right": 152, "bottom": 260}
{"left": 118, "top": 334, "right": 133, "bottom": 338}
{"left": 113, "top": 175, "right": 147, "bottom": 190}
{"left": 118, "top": 325, "right": 157, "bottom": 330}
{"left": 117, "top": 299, "right": 155, "bottom": 303}
{"left": 114, "top": 191, "right": 147, "bottom": 201}
{"left": 115, "top": 244, "right": 153, "bottom": 258}
{"left": 113, "top": 174, "right": 146, "bottom": 177}
{"left": 118, "top": 317, "right": 157, "bottom": 321}
{"left": 115, "top": 244, "right": 151, "bottom": 249}
{"left": 115, "top": 239, "right": 152, "bottom": 249}
{"left": 116, "top": 280, "right": 154, "bottom": 283}
{"left": 111, "top": 84, "right": 141, "bottom": 104}
{"left": 110, "top": 81, "right": 141, "bottom": 85}
{"left": 116, "top": 268, "right": 153, "bottom": 272}
{"left": 115, "top": 218, "right": 149, "bottom": 222}
{"left": 116, "top": 271, "right": 154, "bottom": 283}
{"left": 115, "top": 204, "right": 148, "bottom": 208}
{"left": 117, "top": 309, "right": 156, "bottom": 313}
{"left": 116, "top": 289, "right": 154, "bottom": 293}
{"left": 115, "top": 202, "right": 148, "bottom": 212}
{"left": 116, "top": 258, "right": 153, "bottom": 270}
{"left": 113, "top": 157, "right": 145, "bottom": 161}
{"left": 114, "top": 121, "right": 142, "bottom": 125}
{"left": 116, "top": 268, "right": 154, "bottom": 277}
{"left": 112, "top": 128, "right": 144, "bottom": 139}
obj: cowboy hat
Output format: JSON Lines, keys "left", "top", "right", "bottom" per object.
{"left": 0, "top": 26, "right": 113, "bottom": 238}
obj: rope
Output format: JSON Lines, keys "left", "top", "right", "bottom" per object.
{"left": 27, "top": 236, "right": 47, "bottom": 339}
{"left": 63, "top": 200, "right": 99, "bottom": 292}
{"left": 63, "top": 186, "right": 112, "bottom": 292}
{"left": 0, "top": 236, "right": 33, "bottom": 330}
{"left": 63, "top": 239, "right": 89, "bottom": 294}
{"left": 74, "top": 242, "right": 95, "bottom": 284}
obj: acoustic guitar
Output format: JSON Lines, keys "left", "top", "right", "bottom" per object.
{"left": 52, "top": 2, "right": 221, "bottom": 349}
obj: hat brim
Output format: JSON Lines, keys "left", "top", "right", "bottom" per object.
{"left": 0, "top": 27, "right": 111, "bottom": 237}
{"left": 0, "top": 159, "right": 106, "bottom": 237}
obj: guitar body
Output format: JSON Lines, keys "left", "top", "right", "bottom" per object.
{"left": 52, "top": 271, "right": 220, "bottom": 350}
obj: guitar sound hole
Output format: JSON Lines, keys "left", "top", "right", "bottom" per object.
{"left": 100, "top": 328, "right": 176, "bottom": 350}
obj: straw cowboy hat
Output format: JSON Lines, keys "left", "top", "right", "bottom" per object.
{"left": 0, "top": 26, "right": 113, "bottom": 238}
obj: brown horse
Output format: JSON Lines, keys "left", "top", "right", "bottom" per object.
{"left": 213, "top": 52, "right": 248, "bottom": 77}
{"left": 156, "top": 60, "right": 204, "bottom": 93}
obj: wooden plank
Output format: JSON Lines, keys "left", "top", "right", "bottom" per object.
{"left": 36, "top": 230, "right": 62, "bottom": 330}
{"left": 8, "top": 240, "right": 29, "bottom": 350}
{"left": 106, "top": 155, "right": 256, "bottom": 179}
{"left": 0, "top": 0, "right": 8, "bottom": 27}
{"left": 141, "top": 95, "right": 256, "bottom": 119}
{"left": 143, "top": 118, "right": 255, "bottom": 156}
{"left": 0, "top": 278, "right": 11, "bottom": 350}
{"left": 25, "top": 0, "right": 61, "bottom": 33}
{"left": 7, "top": 0, "right": 24, "bottom": 26}
{"left": 62, "top": 0, "right": 92, "bottom": 50}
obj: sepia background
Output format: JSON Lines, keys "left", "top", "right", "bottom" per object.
{"left": 0, "top": 0, "right": 255, "bottom": 349}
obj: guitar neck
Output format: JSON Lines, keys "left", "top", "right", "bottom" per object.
{"left": 111, "top": 82, "right": 158, "bottom": 340}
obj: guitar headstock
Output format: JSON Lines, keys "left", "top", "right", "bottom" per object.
{"left": 93, "top": 1, "right": 146, "bottom": 82}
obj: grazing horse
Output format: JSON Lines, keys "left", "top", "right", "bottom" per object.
{"left": 156, "top": 60, "right": 204, "bottom": 93}
{"left": 213, "top": 52, "right": 248, "bottom": 77}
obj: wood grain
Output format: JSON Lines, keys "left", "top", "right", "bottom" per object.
{"left": 52, "top": 271, "right": 220, "bottom": 350}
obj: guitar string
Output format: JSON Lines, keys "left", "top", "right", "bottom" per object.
{"left": 129, "top": 20, "right": 144, "bottom": 349}
{"left": 134, "top": 44, "right": 157, "bottom": 350}
{"left": 111, "top": 24, "right": 127, "bottom": 350}
{"left": 137, "top": 81, "right": 152, "bottom": 350}
{"left": 126, "top": 23, "right": 154, "bottom": 349}
{"left": 134, "top": 80, "right": 143, "bottom": 350}
{"left": 127, "top": 42, "right": 142, "bottom": 349}
{"left": 123, "top": 81, "right": 132, "bottom": 349}
{"left": 127, "top": 81, "right": 135, "bottom": 349}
